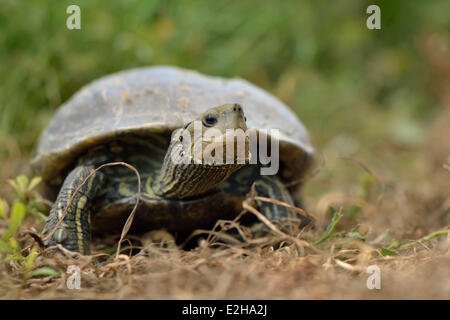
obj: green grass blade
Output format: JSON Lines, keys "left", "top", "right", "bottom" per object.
{"left": 314, "top": 207, "right": 343, "bottom": 246}
{"left": 31, "top": 267, "right": 60, "bottom": 278}
{"left": 3, "top": 202, "right": 26, "bottom": 241}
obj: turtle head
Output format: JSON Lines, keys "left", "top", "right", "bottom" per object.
{"left": 197, "top": 103, "right": 247, "bottom": 133}
{"left": 183, "top": 103, "right": 249, "bottom": 164}
{"left": 154, "top": 104, "right": 250, "bottom": 199}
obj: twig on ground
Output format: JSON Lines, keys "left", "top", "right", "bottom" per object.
{"left": 242, "top": 199, "right": 321, "bottom": 254}
{"left": 252, "top": 196, "right": 317, "bottom": 221}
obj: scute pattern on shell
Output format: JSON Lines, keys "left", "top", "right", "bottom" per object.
{"left": 32, "top": 66, "right": 314, "bottom": 182}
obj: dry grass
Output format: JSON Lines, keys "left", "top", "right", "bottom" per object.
{"left": 0, "top": 156, "right": 448, "bottom": 299}
{"left": 1, "top": 106, "right": 449, "bottom": 299}
{"left": 1, "top": 227, "right": 448, "bottom": 299}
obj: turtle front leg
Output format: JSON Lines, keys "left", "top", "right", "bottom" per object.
{"left": 42, "top": 166, "right": 105, "bottom": 255}
{"left": 249, "top": 175, "right": 311, "bottom": 234}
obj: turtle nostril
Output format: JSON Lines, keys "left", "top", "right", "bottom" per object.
{"left": 233, "top": 103, "right": 242, "bottom": 113}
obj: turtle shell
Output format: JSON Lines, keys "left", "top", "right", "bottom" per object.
{"left": 32, "top": 66, "right": 315, "bottom": 184}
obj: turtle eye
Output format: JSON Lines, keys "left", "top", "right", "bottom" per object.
{"left": 202, "top": 114, "right": 218, "bottom": 127}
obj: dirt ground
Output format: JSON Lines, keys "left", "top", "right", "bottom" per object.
{"left": 0, "top": 132, "right": 448, "bottom": 299}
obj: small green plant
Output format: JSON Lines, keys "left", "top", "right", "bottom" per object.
{"left": 0, "top": 174, "right": 57, "bottom": 287}
{"left": 359, "top": 173, "right": 378, "bottom": 201}
{"left": 313, "top": 207, "right": 343, "bottom": 246}
{"left": 8, "top": 175, "right": 47, "bottom": 222}
{"left": 337, "top": 227, "right": 368, "bottom": 242}
{"left": 379, "top": 229, "right": 449, "bottom": 256}
{"left": 0, "top": 198, "right": 8, "bottom": 219}
{"left": 1, "top": 201, "right": 26, "bottom": 244}
{"left": 0, "top": 201, "right": 33, "bottom": 284}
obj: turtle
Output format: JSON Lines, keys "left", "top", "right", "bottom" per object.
{"left": 32, "top": 66, "right": 315, "bottom": 255}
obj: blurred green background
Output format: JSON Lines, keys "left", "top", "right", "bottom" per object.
{"left": 0, "top": 0, "right": 449, "bottom": 176}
